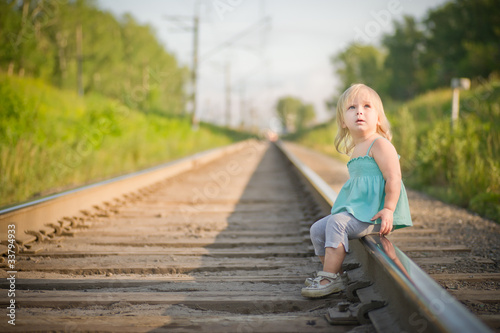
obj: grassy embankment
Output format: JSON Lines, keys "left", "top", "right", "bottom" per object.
{"left": 288, "top": 80, "right": 500, "bottom": 222}
{"left": 0, "top": 74, "right": 252, "bottom": 207}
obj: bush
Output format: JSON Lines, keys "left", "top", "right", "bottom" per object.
{"left": 0, "top": 74, "right": 252, "bottom": 207}
{"left": 392, "top": 81, "right": 500, "bottom": 222}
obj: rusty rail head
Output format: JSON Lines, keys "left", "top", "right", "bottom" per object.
{"left": 275, "top": 140, "right": 492, "bottom": 333}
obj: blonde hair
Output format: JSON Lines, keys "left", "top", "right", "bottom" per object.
{"left": 334, "top": 83, "right": 392, "bottom": 154}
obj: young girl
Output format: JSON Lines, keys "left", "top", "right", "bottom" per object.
{"left": 301, "top": 83, "right": 412, "bottom": 298}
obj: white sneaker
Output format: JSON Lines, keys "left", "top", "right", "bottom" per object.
{"left": 304, "top": 271, "right": 348, "bottom": 287}
{"left": 301, "top": 271, "right": 345, "bottom": 298}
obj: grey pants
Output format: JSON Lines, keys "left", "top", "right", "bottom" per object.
{"left": 310, "top": 211, "right": 381, "bottom": 255}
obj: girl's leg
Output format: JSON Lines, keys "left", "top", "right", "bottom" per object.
{"left": 303, "top": 213, "right": 381, "bottom": 297}
{"left": 301, "top": 212, "right": 348, "bottom": 297}
{"left": 309, "top": 215, "right": 330, "bottom": 261}
{"left": 303, "top": 216, "right": 332, "bottom": 286}
{"left": 321, "top": 245, "right": 346, "bottom": 282}
{"left": 318, "top": 212, "right": 351, "bottom": 284}
{"left": 321, "top": 212, "right": 381, "bottom": 277}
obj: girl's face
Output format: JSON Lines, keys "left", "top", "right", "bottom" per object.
{"left": 341, "top": 88, "right": 380, "bottom": 136}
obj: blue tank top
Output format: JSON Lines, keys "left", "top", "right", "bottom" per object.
{"left": 331, "top": 138, "right": 413, "bottom": 229}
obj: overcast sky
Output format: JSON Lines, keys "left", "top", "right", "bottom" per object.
{"left": 97, "top": 0, "right": 449, "bottom": 131}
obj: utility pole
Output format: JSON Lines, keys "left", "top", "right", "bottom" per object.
{"left": 201, "top": 16, "right": 271, "bottom": 129}
{"left": 191, "top": 5, "right": 200, "bottom": 129}
{"left": 450, "top": 78, "right": 471, "bottom": 129}
{"left": 239, "top": 82, "right": 245, "bottom": 129}
{"left": 164, "top": 1, "right": 200, "bottom": 128}
{"left": 166, "top": 9, "right": 270, "bottom": 128}
{"left": 225, "top": 61, "right": 231, "bottom": 127}
{"left": 76, "top": 24, "right": 83, "bottom": 97}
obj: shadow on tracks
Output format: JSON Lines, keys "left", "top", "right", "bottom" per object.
{"left": 152, "top": 143, "right": 343, "bottom": 332}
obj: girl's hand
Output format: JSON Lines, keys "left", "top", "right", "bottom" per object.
{"left": 371, "top": 208, "right": 393, "bottom": 236}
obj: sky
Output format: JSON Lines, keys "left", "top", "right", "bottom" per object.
{"left": 97, "top": 0, "right": 449, "bottom": 131}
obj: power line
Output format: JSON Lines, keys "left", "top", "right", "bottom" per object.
{"left": 200, "top": 16, "right": 271, "bottom": 63}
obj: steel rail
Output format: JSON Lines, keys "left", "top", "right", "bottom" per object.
{"left": 0, "top": 140, "right": 257, "bottom": 244}
{"left": 275, "top": 140, "right": 491, "bottom": 333}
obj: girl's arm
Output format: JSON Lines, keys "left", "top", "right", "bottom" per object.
{"left": 370, "top": 139, "right": 402, "bottom": 235}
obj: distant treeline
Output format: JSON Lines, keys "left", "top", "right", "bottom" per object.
{"left": 0, "top": 0, "right": 187, "bottom": 114}
{"left": 332, "top": 0, "right": 500, "bottom": 101}
{"left": 275, "top": 96, "right": 316, "bottom": 134}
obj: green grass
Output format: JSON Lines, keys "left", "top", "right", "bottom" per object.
{"left": 0, "top": 74, "right": 253, "bottom": 207}
{"left": 392, "top": 81, "right": 500, "bottom": 222}
{"left": 288, "top": 80, "right": 500, "bottom": 222}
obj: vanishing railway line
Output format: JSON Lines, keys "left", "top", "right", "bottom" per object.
{"left": 0, "top": 140, "right": 495, "bottom": 332}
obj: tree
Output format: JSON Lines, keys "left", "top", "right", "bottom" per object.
{"left": 382, "top": 16, "right": 425, "bottom": 100}
{"left": 275, "top": 97, "right": 316, "bottom": 133}
{"left": 329, "top": 0, "right": 500, "bottom": 102}
{"left": 296, "top": 103, "right": 315, "bottom": 133}
{"left": 422, "top": 0, "right": 500, "bottom": 89}
{"left": 0, "top": 0, "right": 57, "bottom": 79}
{"left": 332, "top": 43, "right": 388, "bottom": 98}
{"left": 0, "top": 0, "right": 187, "bottom": 115}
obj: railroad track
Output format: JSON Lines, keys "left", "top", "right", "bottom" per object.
{"left": 0, "top": 140, "right": 495, "bottom": 332}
